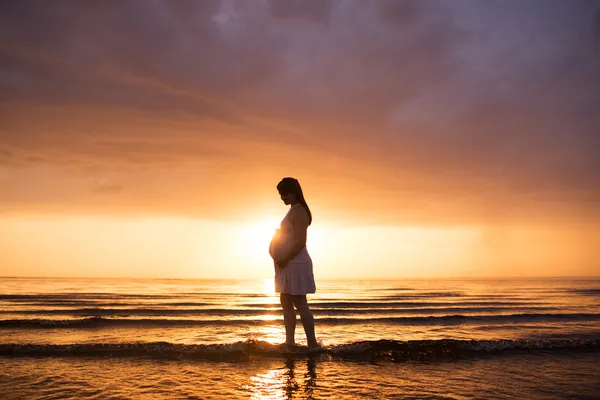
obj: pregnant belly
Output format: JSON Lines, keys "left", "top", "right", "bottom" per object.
{"left": 269, "top": 233, "right": 288, "bottom": 259}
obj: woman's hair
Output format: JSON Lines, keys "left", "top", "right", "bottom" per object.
{"left": 277, "top": 177, "right": 312, "bottom": 225}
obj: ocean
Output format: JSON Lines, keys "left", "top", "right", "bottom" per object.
{"left": 1, "top": 277, "right": 599, "bottom": 399}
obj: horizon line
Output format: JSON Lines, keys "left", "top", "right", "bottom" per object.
{"left": 1, "top": 275, "right": 599, "bottom": 280}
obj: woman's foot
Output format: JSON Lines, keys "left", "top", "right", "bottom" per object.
{"left": 307, "top": 342, "right": 325, "bottom": 353}
{"left": 281, "top": 343, "right": 298, "bottom": 353}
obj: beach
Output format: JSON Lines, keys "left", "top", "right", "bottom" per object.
{"left": 1, "top": 277, "right": 599, "bottom": 398}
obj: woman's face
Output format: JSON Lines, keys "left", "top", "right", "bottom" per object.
{"left": 279, "top": 192, "right": 296, "bottom": 205}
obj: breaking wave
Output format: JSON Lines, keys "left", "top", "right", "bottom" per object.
{"left": 0, "top": 339, "right": 598, "bottom": 361}
{"left": 1, "top": 313, "right": 600, "bottom": 329}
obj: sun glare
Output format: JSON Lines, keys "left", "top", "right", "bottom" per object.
{"left": 241, "top": 218, "right": 280, "bottom": 264}
{"left": 263, "top": 278, "right": 275, "bottom": 296}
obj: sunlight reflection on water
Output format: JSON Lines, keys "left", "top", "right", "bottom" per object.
{"left": 2, "top": 353, "right": 600, "bottom": 399}
{"left": 2, "top": 277, "right": 600, "bottom": 347}
{"left": 2, "top": 278, "right": 600, "bottom": 399}
{"left": 245, "top": 358, "right": 318, "bottom": 400}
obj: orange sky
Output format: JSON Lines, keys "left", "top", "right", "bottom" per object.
{"left": 0, "top": 1, "right": 599, "bottom": 278}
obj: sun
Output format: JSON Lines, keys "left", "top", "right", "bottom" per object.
{"left": 241, "top": 218, "right": 280, "bottom": 264}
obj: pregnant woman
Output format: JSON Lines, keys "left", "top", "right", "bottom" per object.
{"left": 270, "top": 177, "right": 318, "bottom": 349}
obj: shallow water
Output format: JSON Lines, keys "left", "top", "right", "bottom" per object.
{"left": 2, "top": 352, "right": 599, "bottom": 399}
{"left": 1, "top": 277, "right": 599, "bottom": 398}
{"left": 2, "top": 277, "right": 600, "bottom": 345}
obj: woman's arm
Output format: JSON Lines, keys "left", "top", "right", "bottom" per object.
{"left": 275, "top": 207, "right": 309, "bottom": 267}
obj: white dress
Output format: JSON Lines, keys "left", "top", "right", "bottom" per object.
{"left": 273, "top": 204, "right": 316, "bottom": 295}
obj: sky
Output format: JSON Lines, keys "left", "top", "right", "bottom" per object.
{"left": 0, "top": 0, "right": 599, "bottom": 279}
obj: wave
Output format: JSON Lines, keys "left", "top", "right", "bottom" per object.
{"left": 0, "top": 306, "right": 561, "bottom": 317}
{"left": 570, "top": 289, "right": 600, "bottom": 296}
{"left": 0, "top": 300, "right": 549, "bottom": 310}
{"left": 246, "top": 301, "right": 547, "bottom": 308}
{"left": 372, "top": 292, "right": 465, "bottom": 298}
{"left": 0, "top": 294, "right": 178, "bottom": 300}
{"left": 0, "top": 295, "right": 545, "bottom": 306}
{"left": 0, "top": 293, "right": 266, "bottom": 302}
{"left": 2, "top": 313, "right": 600, "bottom": 329}
{"left": 0, "top": 338, "right": 598, "bottom": 361}
{"left": 0, "top": 301, "right": 214, "bottom": 307}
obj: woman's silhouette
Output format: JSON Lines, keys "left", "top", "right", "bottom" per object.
{"left": 269, "top": 177, "right": 318, "bottom": 349}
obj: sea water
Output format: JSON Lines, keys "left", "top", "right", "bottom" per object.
{"left": 1, "top": 277, "right": 599, "bottom": 399}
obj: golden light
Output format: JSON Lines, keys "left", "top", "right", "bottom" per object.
{"left": 247, "top": 365, "right": 289, "bottom": 399}
{"left": 263, "top": 278, "right": 276, "bottom": 296}
{"left": 241, "top": 218, "right": 280, "bottom": 263}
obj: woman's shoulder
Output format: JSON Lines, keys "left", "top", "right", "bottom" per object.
{"left": 289, "top": 204, "right": 309, "bottom": 222}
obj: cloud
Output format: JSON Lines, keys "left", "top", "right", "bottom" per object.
{"left": 0, "top": 0, "right": 598, "bottom": 226}
{"left": 268, "top": 0, "right": 333, "bottom": 23}
{"left": 89, "top": 180, "right": 124, "bottom": 195}
{"left": 595, "top": 6, "right": 600, "bottom": 45}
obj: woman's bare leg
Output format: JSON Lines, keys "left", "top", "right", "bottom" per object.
{"left": 292, "top": 295, "right": 317, "bottom": 347}
{"left": 280, "top": 293, "right": 296, "bottom": 345}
